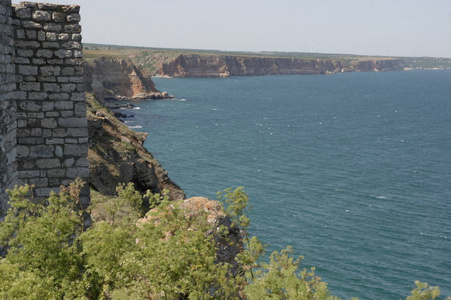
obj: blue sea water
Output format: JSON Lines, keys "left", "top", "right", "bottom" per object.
{"left": 123, "top": 70, "right": 451, "bottom": 299}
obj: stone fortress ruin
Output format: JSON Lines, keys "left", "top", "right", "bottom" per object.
{"left": 0, "top": 0, "right": 89, "bottom": 217}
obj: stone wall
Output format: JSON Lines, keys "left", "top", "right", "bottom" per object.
{"left": 0, "top": 0, "right": 17, "bottom": 215}
{"left": 0, "top": 0, "right": 89, "bottom": 217}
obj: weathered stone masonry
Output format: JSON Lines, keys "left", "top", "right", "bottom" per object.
{"left": 0, "top": 0, "right": 89, "bottom": 217}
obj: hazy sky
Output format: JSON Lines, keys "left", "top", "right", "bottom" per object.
{"left": 12, "top": 0, "right": 451, "bottom": 57}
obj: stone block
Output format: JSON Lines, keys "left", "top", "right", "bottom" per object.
{"left": 28, "top": 92, "right": 48, "bottom": 100}
{"left": 61, "top": 67, "right": 74, "bottom": 76}
{"left": 22, "top": 21, "right": 42, "bottom": 29}
{"left": 29, "top": 178, "right": 48, "bottom": 188}
{"left": 52, "top": 12, "right": 65, "bottom": 23}
{"left": 46, "top": 138, "right": 64, "bottom": 145}
{"left": 43, "top": 83, "right": 60, "bottom": 92}
{"left": 16, "top": 145, "right": 29, "bottom": 158}
{"left": 35, "top": 187, "right": 60, "bottom": 197}
{"left": 71, "top": 92, "right": 85, "bottom": 101}
{"left": 55, "top": 100, "right": 73, "bottom": 110}
{"left": 37, "top": 31, "right": 45, "bottom": 41}
{"left": 52, "top": 128, "right": 67, "bottom": 137}
{"left": 15, "top": 29, "right": 25, "bottom": 39}
{"left": 17, "top": 49, "right": 33, "bottom": 57}
{"left": 47, "top": 59, "right": 63, "bottom": 65}
{"left": 18, "top": 170, "right": 40, "bottom": 179}
{"left": 65, "top": 138, "right": 77, "bottom": 144}
{"left": 46, "top": 32, "right": 57, "bottom": 41}
{"left": 25, "top": 30, "right": 37, "bottom": 39}
{"left": 64, "top": 24, "right": 81, "bottom": 33}
{"left": 27, "top": 112, "right": 45, "bottom": 118}
{"left": 17, "top": 128, "right": 29, "bottom": 138}
{"left": 65, "top": 58, "right": 82, "bottom": 65}
{"left": 62, "top": 41, "right": 81, "bottom": 49}
{"left": 30, "top": 128, "right": 42, "bottom": 137}
{"left": 41, "top": 118, "right": 57, "bottom": 128}
{"left": 35, "top": 158, "right": 61, "bottom": 169}
{"left": 55, "top": 145, "right": 63, "bottom": 157}
{"left": 40, "top": 66, "right": 61, "bottom": 76}
{"left": 42, "top": 42, "right": 60, "bottom": 49}
{"left": 41, "top": 101, "right": 55, "bottom": 111}
{"left": 19, "top": 82, "right": 40, "bottom": 92}
{"left": 15, "top": 40, "right": 41, "bottom": 49}
{"left": 66, "top": 167, "right": 89, "bottom": 179}
{"left": 71, "top": 33, "right": 81, "bottom": 41}
{"left": 64, "top": 158, "right": 74, "bottom": 167}
{"left": 66, "top": 13, "right": 80, "bottom": 22}
{"left": 45, "top": 112, "right": 59, "bottom": 118}
{"left": 14, "top": 57, "right": 30, "bottom": 64}
{"left": 38, "top": 76, "right": 56, "bottom": 82}
{"left": 18, "top": 137, "right": 45, "bottom": 145}
{"left": 64, "top": 144, "right": 87, "bottom": 156}
{"left": 76, "top": 158, "right": 89, "bottom": 167}
{"left": 43, "top": 23, "right": 62, "bottom": 32}
{"left": 57, "top": 33, "right": 69, "bottom": 40}
{"left": 58, "top": 117, "right": 86, "bottom": 128}
{"left": 18, "top": 159, "right": 35, "bottom": 169}
{"left": 32, "top": 10, "right": 51, "bottom": 21}
{"left": 14, "top": 8, "right": 32, "bottom": 19}
{"left": 61, "top": 83, "right": 76, "bottom": 92}
{"left": 56, "top": 77, "right": 69, "bottom": 83}
{"left": 74, "top": 50, "right": 82, "bottom": 58}
{"left": 42, "top": 129, "right": 52, "bottom": 137}
{"left": 67, "top": 128, "right": 87, "bottom": 137}
{"left": 32, "top": 58, "right": 46, "bottom": 65}
{"left": 55, "top": 49, "right": 72, "bottom": 58}
{"left": 30, "top": 145, "right": 54, "bottom": 158}
{"left": 36, "top": 49, "right": 53, "bottom": 58}
{"left": 60, "top": 111, "right": 73, "bottom": 117}
{"left": 48, "top": 93, "right": 69, "bottom": 100}
{"left": 17, "top": 119, "right": 27, "bottom": 128}
{"left": 18, "top": 65, "right": 38, "bottom": 76}
{"left": 48, "top": 178, "right": 61, "bottom": 186}
{"left": 19, "top": 100, "right": 41, "bottom": 111}
{"left": 47, "top": 169, "right": 65, "bottom": 177}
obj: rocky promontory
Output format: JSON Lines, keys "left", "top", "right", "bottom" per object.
{"left": 86, "top": 93, "right": 185, "bottom": 201}
{"left": 156, "top": 54, "right": 406, "bottom": 78}
{"left": 84, "top": 57, "right": 172, "bottom": 100}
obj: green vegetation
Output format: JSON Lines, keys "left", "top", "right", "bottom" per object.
{"left": 402, "top": 57, "right": 451, "bottom": 70}
{"left": 0, "top": 181, "right": 449, "bottom": 299}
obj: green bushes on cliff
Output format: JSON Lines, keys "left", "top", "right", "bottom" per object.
{"left": 0, "top": 182, "right": 448, "bottom": 299}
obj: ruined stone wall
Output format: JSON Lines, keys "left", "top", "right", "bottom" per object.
{"left": 0, "top": 0, "right": 17, "bottom": 215}
{"left": 0, "top": 0, "right": 89, "bottom": 217}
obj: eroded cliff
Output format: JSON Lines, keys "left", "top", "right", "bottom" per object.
{"left": 157, "top": 54, "right": 406, "bottom": 78}
{"left": 84, "top": 57, "right": 171, "bottom": 100}
{"left": 86, "top": 94, "right": 185, "bottom": 201}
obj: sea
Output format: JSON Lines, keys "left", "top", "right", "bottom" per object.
{"left": 121, "top": 70, "right": 451, "bottom": 299}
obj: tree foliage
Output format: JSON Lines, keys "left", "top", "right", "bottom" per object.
{"left": 0, "top": 183, "right": 448, "bottom": 299}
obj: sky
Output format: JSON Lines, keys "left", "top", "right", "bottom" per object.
{"left": 12, "top": 0, "right": 451, "bottom": 58}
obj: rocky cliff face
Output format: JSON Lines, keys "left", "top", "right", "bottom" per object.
{"left": 157, "top": 54, "right": 406, "bottom": 78}
{"left": 86, "top": 94, "right": 185, "bottom": 201}
{"left": 84, "top": 58, "right": 170, "bottom": 100}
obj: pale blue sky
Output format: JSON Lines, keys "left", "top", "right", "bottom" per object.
{"left": 12, "top": 0, "right": 451, "bottom": 57}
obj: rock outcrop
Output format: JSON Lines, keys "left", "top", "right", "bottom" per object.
{"left": 139, "top": 197, "right": 242, "bottom": 269}
{"left": 84, "top": 58, "right": 171, "bottom": 100}
{"left": 157, "top": 54, "right": 406, "bottom": 78}
{"left": 86, "top": 94, "right": 185, "bottom": 201}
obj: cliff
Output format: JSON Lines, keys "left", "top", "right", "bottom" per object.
{"left": 84, "top": 57, "right": 171, "bottom": 100}
{"left": 157, "top": 54, "right": 406, "bottom": 78}
{"left": 86, "top": 94, "right": 185, "bottom": 201}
